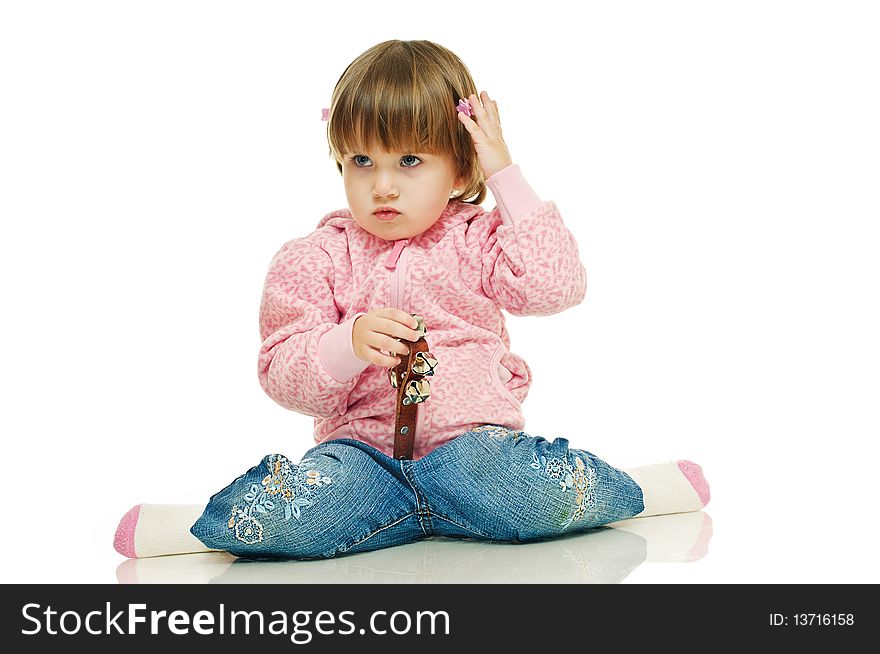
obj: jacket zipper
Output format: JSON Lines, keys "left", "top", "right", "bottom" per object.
{"left": 386, "top": 239, "right": 409, "bottom": 307}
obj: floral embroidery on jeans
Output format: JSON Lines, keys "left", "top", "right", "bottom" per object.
{"left": 470, "top": 424, "right": 528, "bottom": 440}
{"left": 470, "top": 424, "right": 511, "bottom": 438}
{"left": 531, "top": 452, "right": 597, "bottom": 528}
{"left": 227, "top": 454, "right": 333, "bottom": 545}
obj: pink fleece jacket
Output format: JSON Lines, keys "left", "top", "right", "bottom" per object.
{"left": 258, "top": 164, "right": 587, "bottom": 459}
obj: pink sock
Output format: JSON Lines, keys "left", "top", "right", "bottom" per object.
{"left": 114, "top": 504, "right": 216, "bottom": 558}
{"left": 113, "top": 505, "right": 141, "bottom": 558}
{"left": 677, "top": 460, "right": 711, "bottom": 506}
{"left": 623, "top": 460, "right": 710, "bottom": 518}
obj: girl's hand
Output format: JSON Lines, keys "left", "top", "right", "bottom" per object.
{"left": 352, "top": 308, "right": 423, "bottom": 368}
{"left": 456, "top": 91, "right": 514, "bottom": 179}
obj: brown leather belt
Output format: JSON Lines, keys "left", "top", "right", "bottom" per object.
{"left": 388, "top": 315, "right": 437, "bottom": 460}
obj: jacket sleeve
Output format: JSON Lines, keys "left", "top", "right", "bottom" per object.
{"left": 479, "top": 164, "right": 587, "bottom": 316}
{"left": 257, "top": 238, "right": 369, "bottom": 418}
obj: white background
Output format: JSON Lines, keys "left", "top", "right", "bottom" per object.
{"left": 1, "top": 0, "right": 878, "bottom": 584}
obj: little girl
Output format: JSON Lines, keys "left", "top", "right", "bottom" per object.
{"left": 114, "top": 40, "right": 709, "bottom": 560}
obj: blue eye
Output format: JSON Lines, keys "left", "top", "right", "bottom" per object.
{"left": 400, "top": 155, "right": 422, "bottom": 167}
{"left": 350, "top": 155, "right": 371, "bottom": 167}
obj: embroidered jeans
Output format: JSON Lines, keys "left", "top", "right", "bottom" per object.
{"left": 190, "top": 425, "right": 645, "bottom": 559}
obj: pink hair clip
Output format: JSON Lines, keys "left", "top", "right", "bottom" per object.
{"left": 456, "top": 98, "right": 473, "bottom": 117}
{"left": 321, "top": 108, "right": 329, "bottom": 121}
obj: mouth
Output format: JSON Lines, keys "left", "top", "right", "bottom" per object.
{"left": 373, "top": 207, "right": 400, "bottom": 222}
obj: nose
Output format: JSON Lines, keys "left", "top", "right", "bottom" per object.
{"left": 372, "top": 170, "right": 399, "bottom": 199}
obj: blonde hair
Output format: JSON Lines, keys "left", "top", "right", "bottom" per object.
{"left": 327, "top": 40, "right": 486, "bottom": 205}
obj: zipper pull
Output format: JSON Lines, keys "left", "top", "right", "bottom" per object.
{"left": 384, "top": 239, "right": 409, "bottom": 270}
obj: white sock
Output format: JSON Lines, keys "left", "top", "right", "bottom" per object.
{"left": 622, "top": 460, "right": 710, "bottom": 518}
{"left": 114, "top": 504, "right": 217, "bottom": 558}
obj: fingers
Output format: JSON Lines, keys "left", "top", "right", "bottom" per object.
{"left": 457, "top": 91, "right": 501, "bottom": 139}
{"left": 483, "top": 91, "right": 500, "bottom": 122}
{"left": 456, "top": 109, "right": 484, "bottom": 139}
{"left": 361, "top": 346, "right": 402, "bottom": 368}
{"left": 355, "top": 308, "right": 423, "bottom": 368}
{"left": 475, "top": 91, "right": 496, "bottom": 120}
{"left": 376, "top": 307, "right": 420, "bottom": 330}
{"left": 373, "top": 308, "right": 422, "bottom": 341}
{"left": 365, "top": 332, "right": 410, "bottom": 357}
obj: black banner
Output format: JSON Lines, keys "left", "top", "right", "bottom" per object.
{"left": 0, "top": 583, "right": 872, "bottom": 649}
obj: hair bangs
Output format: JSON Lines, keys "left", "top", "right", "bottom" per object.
{"left": 329, "top": 71, "right": 454, "bottom": 159}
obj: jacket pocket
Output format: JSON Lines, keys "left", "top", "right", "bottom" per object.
{"left": 489, "top": 343, "right": 523, "bottom": 409}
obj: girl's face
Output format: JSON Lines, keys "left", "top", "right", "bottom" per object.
{"left": 341, "top": 147, "right": 464, "bottom": 241}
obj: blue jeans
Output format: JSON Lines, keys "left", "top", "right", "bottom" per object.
{"left": 190, "top": 425, "right": 645, "bottom": 559}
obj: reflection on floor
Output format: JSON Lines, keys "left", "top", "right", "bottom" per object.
{"left": 116, "top": 511, "right": 712, "bottom": 584}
